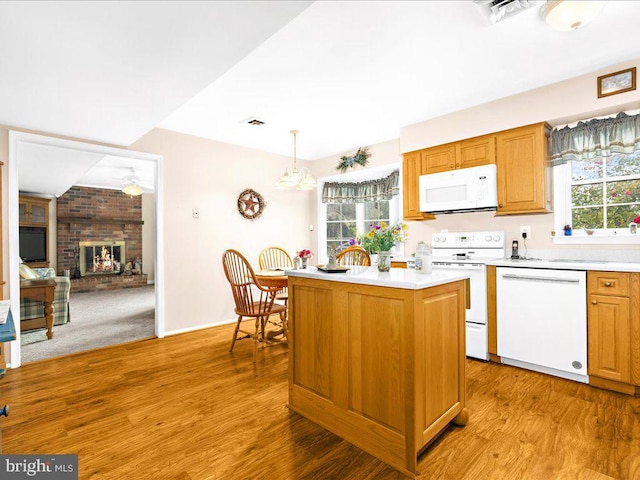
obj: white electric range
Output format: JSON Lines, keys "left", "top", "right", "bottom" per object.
{"left": 431, "top": 231, "right": 505, "bottom": 360}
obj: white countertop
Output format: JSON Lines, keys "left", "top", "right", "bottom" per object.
{"left": 487, "top": 258, "right": 640, "bottom": 273}
{"left": 286, "top": 266, "right": 470, "bottom": 290}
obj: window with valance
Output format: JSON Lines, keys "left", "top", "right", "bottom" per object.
{"left": 551, "top": 112, "right": 640, "bottom": 233}
{"left": 321, "top": 170, "right": 399, "bottom": 204}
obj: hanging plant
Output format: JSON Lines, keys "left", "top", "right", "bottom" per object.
{"left": 336, "top": 147, "right": 370, "bottom": 173}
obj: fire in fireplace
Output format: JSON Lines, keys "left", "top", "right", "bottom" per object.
{"left": 79, "top": 241, "right": 126, "bottom": 276}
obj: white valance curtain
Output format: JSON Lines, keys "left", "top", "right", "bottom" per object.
{"left": 321, "top": 170, "right": 399, "bottom": 204}
{"left": 551, "top": 111, "right": 640, "bottom": 167}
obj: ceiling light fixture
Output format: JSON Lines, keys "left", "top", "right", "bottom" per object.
{"left": 543, "top": 0, "right": 606, "bottom": 31}
{"left": 275, "top": 130, "right": 317, "bottom": 191}
{"left": 122, "top": 167, "right": 144, "bottom": 196}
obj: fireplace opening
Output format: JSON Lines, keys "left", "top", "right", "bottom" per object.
{"left": 79, "top": 241, "right": 125, "bottom": 276}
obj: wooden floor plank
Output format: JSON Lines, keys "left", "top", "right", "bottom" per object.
{"left": 1, "top": 323, "right": 639, "bottom": 479}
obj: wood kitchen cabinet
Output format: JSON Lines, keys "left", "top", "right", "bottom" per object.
{"left": 19, "top": 195, "right": 50, "bottom": 226}
{"left": 587, "top": 271, "right": 640, "bottom": 396}
{"left": 421, "top": 134, "right": 495, "bottom": 174}
{"left": 495, "top": 123, "right": 551, "bottom": 215}
{"left": 19, "top": 194, "right": 51, "bottom": 267}
{"left": 402, "top": 151, "right": 434, "bottom": 221}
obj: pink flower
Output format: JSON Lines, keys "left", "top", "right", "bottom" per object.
{"left": 625, "top": 190, "right": 631, "bottom": 195}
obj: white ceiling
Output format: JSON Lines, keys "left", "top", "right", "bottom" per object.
{"left": 5, "top": 1, "right": 640, "bottom": 195}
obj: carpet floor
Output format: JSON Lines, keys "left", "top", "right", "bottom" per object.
{"left": 20, "top": 285, "right": 156, "bottom": 363}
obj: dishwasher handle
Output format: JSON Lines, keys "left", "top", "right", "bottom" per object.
{"left": 501, "top": 273, "right": 581, "bottom": 284}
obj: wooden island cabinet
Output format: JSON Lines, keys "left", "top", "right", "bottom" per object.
{"left": 287, "top": 267, "right": 470, "bottom": 477}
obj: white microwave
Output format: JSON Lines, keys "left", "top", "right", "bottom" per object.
{"left": 419, "top": 164, "right": 498, "bottom": 214}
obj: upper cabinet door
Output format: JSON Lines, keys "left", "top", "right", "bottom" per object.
{"left": 457, "top": 135, "right": 496, "bottom": 169}
{"left": 19, "top": 195, "right": 50, "bottom": 226}
{"left": 421, "top": 144, "right": 456, "bottom": 174}
{"left": 496, "top": 123, "right": 551, "bottom": 215}
{"left": 19, "top": 202, "right": 27, "bottom": 223}
{"left": 30, "top": 204, "right": 47, "bottom": 225}
{"left": 403, "top": 152, "right": 435, "bottom": 221}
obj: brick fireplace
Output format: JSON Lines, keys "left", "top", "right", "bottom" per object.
{"left": 57, "top": 186, "right": 147, "bottom": 293}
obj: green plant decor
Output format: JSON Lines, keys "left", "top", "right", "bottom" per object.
{"left": 337, "top": 147, "right": 371, "bottom": 173}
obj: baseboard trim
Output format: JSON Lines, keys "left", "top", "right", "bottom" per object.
{"left": 165, "top": 319, "right": 236, "bottom": 337}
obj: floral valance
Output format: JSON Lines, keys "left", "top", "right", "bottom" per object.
{"left": 551, "top": 111, "right": 640, "bottom": 167}
{"left": 322, "top": 170, "right": 399, "bottom": 204}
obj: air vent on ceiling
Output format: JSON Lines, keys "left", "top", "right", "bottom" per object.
{"left": 474, "top": 0, "right": 541, "bottom": 25}
{"left": 247, "top": 118, "right": 265, "bottom": 126}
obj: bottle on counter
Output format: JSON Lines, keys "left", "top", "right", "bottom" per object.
{"left": 414, "top": 241, "right": 432, "bottom": 274}
{"left": 630, "top": 222, "right": 637, "bottom": 234}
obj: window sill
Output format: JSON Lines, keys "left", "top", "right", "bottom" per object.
{"left": 552, "top": 234, "right": 640, "bottom": 245}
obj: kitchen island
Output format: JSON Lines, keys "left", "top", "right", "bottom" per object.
{"left": 286, "top": 266, "right": 470, "bottom": 477}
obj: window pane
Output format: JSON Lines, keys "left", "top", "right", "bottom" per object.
{"left": 571, "top": 183, "right": 602, "bottom": 207}
{"left": 327, "top": 240, "right": 342, "bottom": 251}
{"left": 571, "top": 159, "right": 602, "bottom": 181}
{"left": 341, "top": 203, "right": 356, "bottom": 219}
{"left": 607, "top": 205, "right": 638, "bottom": 228}
{"left": 572, "top": 207, "right": 603, "bottom": 229}
{"left": 605, "top": 152, "right": 640, "bottom": 178}
{"left": 606, "top": 179, "right": 640, "bottom": 204}
{"left": 379, "top": 201, "right": 389, "bottom": 219}
{"left": 364, "top": 200, "right": 390, "bottom": 222}
{"left": 341, "top": 222, "right": 356, "bottom": 238}
{"left": 327, "top": 223, "right": 340, "bottom": 239}
{"left": 326, "top": 204, "right": 341, "bottom": 221}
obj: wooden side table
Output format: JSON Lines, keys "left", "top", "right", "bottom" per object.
{"left": 20, "top": 279, "right": 56, "bottom": 339}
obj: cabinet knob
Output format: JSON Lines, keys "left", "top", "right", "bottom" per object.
{"left": 591, "top": 300, "right": 597, "bottom": 305}
{"left": 604, "top": 281, "right": 612, "bottom": 287}
{"left": 498, "top": 204, "right": 503, "bottom": 208}
{"left": 449, "top": 164, "right": 454, "bottom": 168}
{"left": 455, "top": 163, "right": 460, "bottom": 167}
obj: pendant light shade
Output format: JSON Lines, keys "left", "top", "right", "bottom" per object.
{"left": 543, "top": 0, "right": 605, "bottom": 31}
{"left": 275, "top": 130, "right": 317, "bottom": 191}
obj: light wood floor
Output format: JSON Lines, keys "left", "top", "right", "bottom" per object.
{"left": 2, "top": 322, "right": 639, "bottom": 479}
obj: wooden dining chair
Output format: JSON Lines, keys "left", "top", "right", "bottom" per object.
{"left": 258, "top": 246, "right": 293, "bottom": 306}
{"left": 222, "top": 249, "right": 288, "bottom": 362}
{"left": 336, "top": 245, "right": 371, "bottom": 266}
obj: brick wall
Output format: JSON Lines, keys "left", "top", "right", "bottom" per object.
{"left": 57, "top": 187, "right": 143, "bottom": 286}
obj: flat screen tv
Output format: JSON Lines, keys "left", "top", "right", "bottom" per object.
{"left": 19, "top": 226, "right": 47, "bottom": 263}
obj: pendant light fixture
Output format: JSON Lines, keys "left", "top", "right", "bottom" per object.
{"left": 543, "top": 0, "right": 606, "bottom": 31}
{"left": 275, "top": 130, "right": 317, "bottom": 190}
{"left": 122, "top": 167, "right": 144, "bottom": 196}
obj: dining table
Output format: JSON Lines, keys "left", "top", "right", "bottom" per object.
{"left": 255, "top": 270, "right": 289, "bottom": 340}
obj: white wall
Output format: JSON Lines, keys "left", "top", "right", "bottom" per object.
{"left": 131, "top": 128, "right": 314, "bottom": 333}
{"left": 141, "top": 193, "right": 155, "bottom": 283}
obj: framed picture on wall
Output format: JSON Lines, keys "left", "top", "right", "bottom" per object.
{"left": 598, "top": 67, "right": 636, "bottom": 98}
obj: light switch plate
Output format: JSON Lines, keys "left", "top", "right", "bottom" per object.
{"left": 193, "top": 208, "right": 200, "bottom": 219}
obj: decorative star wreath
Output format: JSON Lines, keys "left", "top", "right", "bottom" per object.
{"left": 337, "top": 147, "right": 371, "bottom": 173}
{"left": 237, "top": 188, "right": 266, "bottom": 220}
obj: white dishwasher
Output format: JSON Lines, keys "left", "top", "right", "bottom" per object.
{"left": 496, "top": 267, "right": 588, "bottom": 383}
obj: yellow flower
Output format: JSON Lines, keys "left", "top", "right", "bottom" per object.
{"left": 401, "top": 223, "right": 408, "bottom": 231}
{"left": 366, "top": 230, "right": 375, "bottom": 238}
{"left": 380, "top": 221, "right": 387, "bottom": 229}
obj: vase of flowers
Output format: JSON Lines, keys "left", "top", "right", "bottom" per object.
{"left": 563, "top": 224, "right": 572, "bottom": 236}
{"left": 297, "top": 249, "right": 313, "bottom": 269}
{"left": 359, "top": 222, "right": 408, "bottom": 272}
